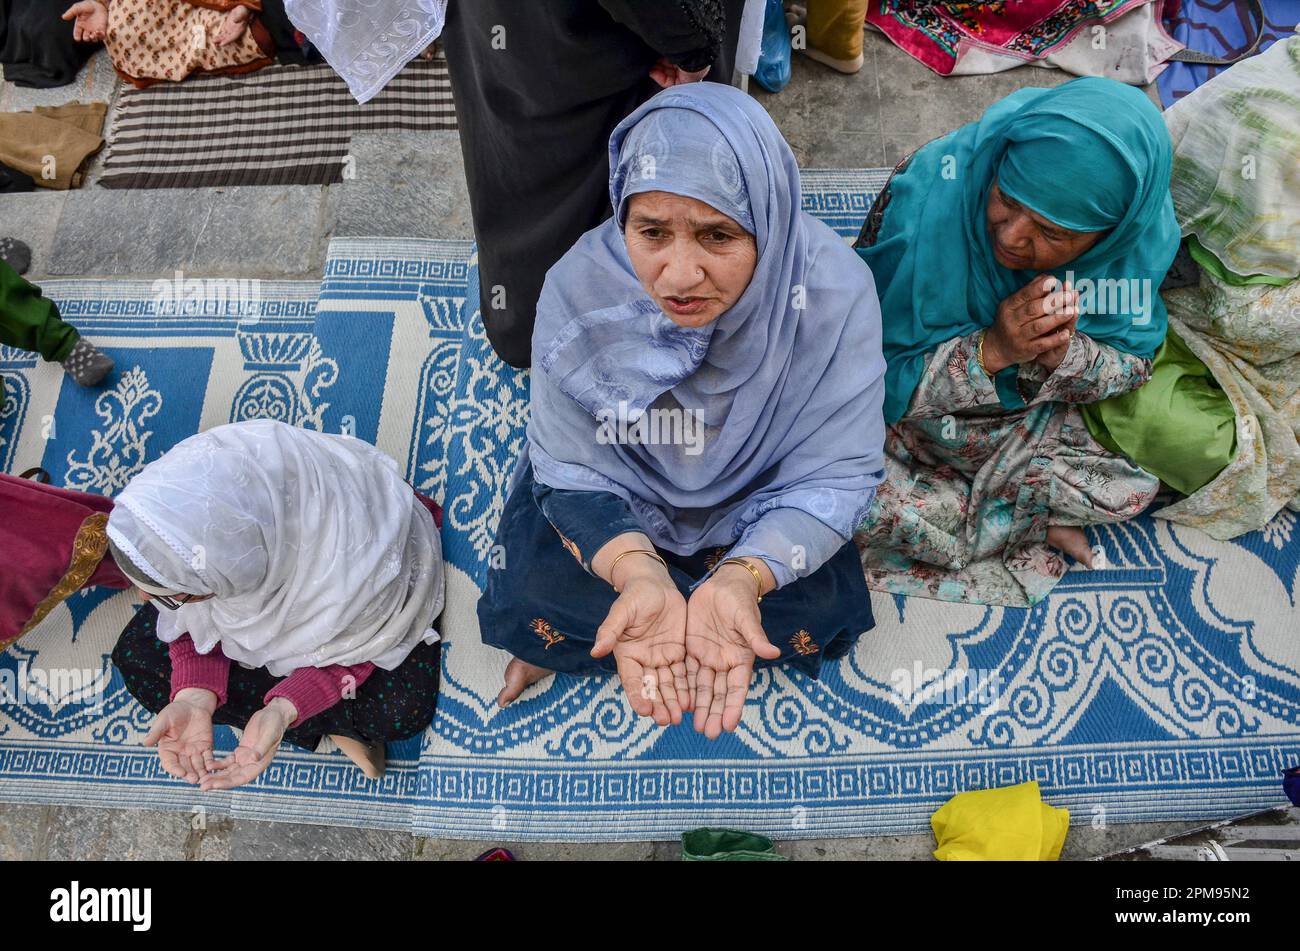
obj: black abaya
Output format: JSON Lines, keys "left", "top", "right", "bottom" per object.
{"left": 441, "top": 0, "right": 746, "bottom": 369}
{"left": 1, "top": 0, "right": 95, "bottom": 88}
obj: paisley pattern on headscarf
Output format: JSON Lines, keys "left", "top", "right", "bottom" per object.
{"left": 858, "top": 77, "right": 1180, "bottom": 424}
{"left": 527, "top": 82, "right": 887, "bottom": 564}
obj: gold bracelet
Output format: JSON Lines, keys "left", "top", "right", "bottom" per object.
{"left": 976, "top": 329, "right": 993, "bottom": 377}
{"left": 718, "top": 558, "right": 764, "bottom": 604}
{"left": 608, "top": 548, "right": 668, "bottom": 589}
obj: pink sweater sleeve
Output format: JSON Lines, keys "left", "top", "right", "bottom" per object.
{"left": 169, "top": 635, "right": 231, "bottom": 707}
{"left": 264, "top": 662, "right": 376, "bottom": 729}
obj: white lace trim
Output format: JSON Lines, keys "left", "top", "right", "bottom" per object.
{"left": 284, "top": 0, "right": 448, "bottom": 104}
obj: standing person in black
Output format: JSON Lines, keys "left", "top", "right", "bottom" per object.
{"left": 441, "top": 0, "right": 745, "bottom": 368}
{"left": 1, "top": 0, "right": 94, "bottom": 87}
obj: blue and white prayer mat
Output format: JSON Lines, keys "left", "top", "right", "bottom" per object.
{"left": 0, "top": 276, "right": 432, "bottom": 828}
{"left": 3, "top": 170, "right": 1298, "bottom": 841}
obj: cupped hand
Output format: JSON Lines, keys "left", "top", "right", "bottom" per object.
{"left": 199, "top": 698, "right": 296, "bottom": 791}
{"left": 143, "top": 687, "right": 217, "bottom": 784}
{"left": 1034, "top": 314, "right": 1077, "bottom": 372}
{"left": 214, "top": 4, "right": 252, "bottom": 47}
{"left": 62, "top": 1, "right": 108, "bottom": 43}
{"left": 649, "top": 57, "right": 710, "bottom": 88}
{"left": 983, "top": 275, "right": 1078, "bottom": 372}
{"left": 591, "top": 567, "right": 689, "bottom": 727}
{"left": 685, "top": 566, "right": 780, "bottom": 739}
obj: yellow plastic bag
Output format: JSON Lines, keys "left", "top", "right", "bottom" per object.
{"left": 931, "top": 780, "right": 1068, "bottom": 861}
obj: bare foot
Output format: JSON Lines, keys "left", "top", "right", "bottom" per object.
{"left": 330, "top": 734, "right": 385, "bottom": 779}
{"left": 1047, "top": 525, "right": 1094, "bottom": 568}
{"left": 497, "top": 658, "right": 553, "bottom": 707}
{"left": 215, "top": 4, "right": 252, "bottom": 47}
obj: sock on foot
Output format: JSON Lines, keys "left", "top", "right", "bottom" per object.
{"left": 61, "top": 338, "right": 114, "bottom": 387}
{"left": 0, "top": 237, "right": 32, "bottom": 275}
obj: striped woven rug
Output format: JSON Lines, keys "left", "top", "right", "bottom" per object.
{"left": 99, "top": 58, "right": 456, "bottom": 189}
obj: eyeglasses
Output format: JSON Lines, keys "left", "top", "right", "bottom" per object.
{"left": 151, "top": 593, "right": 199, "bottom": 611}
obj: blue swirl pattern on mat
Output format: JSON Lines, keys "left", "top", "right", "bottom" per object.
{"left": 3, "top": 172, "right": 1298, "bottom": 841}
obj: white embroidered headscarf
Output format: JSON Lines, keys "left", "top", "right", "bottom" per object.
{"left": 106, "top": 420, "right": 443, "bottom": 676}
{"left": 284, "top": 0, "right": 448, "bottom": 104}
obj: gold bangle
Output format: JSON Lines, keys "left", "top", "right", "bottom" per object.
{"left": 718, "top": 558, "right": 764, "bottom": 604}
{"left": 608, "top": 548, "right": 667, "bottom": 589}
{"left": 976, "top": 330, "right": 993, "bottom": 377}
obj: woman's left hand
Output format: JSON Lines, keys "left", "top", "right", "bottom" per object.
{"left": 685, "top": 566, "right": 781, "bottom": 739}
{"left": 1035, "top": 316, "right": 1076, "bottom": 372}
{"left": 199, "top": 698, "right": 296, "bottom": 791}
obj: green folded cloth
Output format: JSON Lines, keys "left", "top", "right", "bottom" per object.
{"left": 1081, "top": 326, "right": 1237, "bottom": 496}
{"left": 681, "top": 828, "right": 788, "bottom": 861}
{"left": 1187, "top": 235, "right": 1292, "bottom": 288}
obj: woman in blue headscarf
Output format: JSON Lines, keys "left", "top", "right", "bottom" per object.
{"left": 853, "top": 78, "right": 1180, "bottom": 606}
{"left": 477, "top": 82, "right": 887, "bottom": 739}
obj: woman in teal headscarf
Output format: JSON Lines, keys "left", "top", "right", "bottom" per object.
{"left": 853, "top": 77, "right": 1180, "bottom": 606}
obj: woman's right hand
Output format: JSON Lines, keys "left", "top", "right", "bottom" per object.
{"left": 591, "top": 559, "right": 690, "bottom": 727}
{"left": 649, "top": 57, "right": 710, "bottom": 88}
{"left": 982, "top": 275, "right": 1078, "bottom": 373}
{"left": 62, "top": 1, "right": 108, "bottom": 43}
{"left": 143, "top": 687, "right": 217, "bottom": 784}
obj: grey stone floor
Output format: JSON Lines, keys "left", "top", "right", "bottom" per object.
{"left": 1, "top": 31, "right": 1202, "bottom": 860}
{"left": 0, "top": 800, "right": 1208, "bottom": 861}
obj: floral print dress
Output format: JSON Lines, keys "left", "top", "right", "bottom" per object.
{"left": 854, "top": 328, "right": 1159, "bottom": 607}
{"left": 104, "top": 0, "right": 273, "bottom": 87}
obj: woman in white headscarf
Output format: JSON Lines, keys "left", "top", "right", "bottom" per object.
{"left": 107, "top": 419, "right": 445, "bottom": 789}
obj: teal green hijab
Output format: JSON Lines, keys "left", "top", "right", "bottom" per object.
{"left": 858, "top": 77, "right": 1179, "bottom": 424}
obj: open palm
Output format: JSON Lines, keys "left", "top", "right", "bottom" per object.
{"left": 592, "top": 577, "right": 690, "bottom": 726}
{"left": 199, "top": 703, "right": 290, "bottom": 791}
{"left": 144, "top": 695, "right": 215, "bottom": 784}
{"left": 62, "top": 2, "right": 108, "bottom": 42}
{"left": 686, "top": 578, "right": 780, "bottom": 739}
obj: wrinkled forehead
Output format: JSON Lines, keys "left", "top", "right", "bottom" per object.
{"left": 613, "top": 108, "right": 754, "bottom": 235}
{"left": 622, "top": 190, "right": 749, "bottom": 232}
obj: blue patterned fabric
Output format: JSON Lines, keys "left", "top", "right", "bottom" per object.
{"left": 3, "top": 174, "right": 1299, "bottom": 840}
{"left": 1158, "top": 0, "right": 1299, "bottom": 107}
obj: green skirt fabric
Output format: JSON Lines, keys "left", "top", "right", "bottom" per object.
{"left": 1081, "top": 327, "right": 1237, "bottom": 496}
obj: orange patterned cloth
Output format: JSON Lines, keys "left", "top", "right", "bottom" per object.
{"left": 104, "top": 0, "right": 273, "bottom": 87}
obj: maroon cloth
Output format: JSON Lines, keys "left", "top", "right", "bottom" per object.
{"left": 168, "top": 635, "right": 233, "bottom": 706}
{"left": 169, "top": 634, "right": 376, "bottom": 727}
{"left": 0, "top": 473, "right": 130, "bottom": 647}
{"left": 165, "top": 488, "right": 444, "bottom": 727}
{"left": 416, "top": 490, "right": 442, "bottom": 527}
{"left": 264, "top": 659, "right": 376, "bottom": 727}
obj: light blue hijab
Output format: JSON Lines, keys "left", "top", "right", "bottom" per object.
{"left": 527, "top": 82, "right": 886, "bottom": 559}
